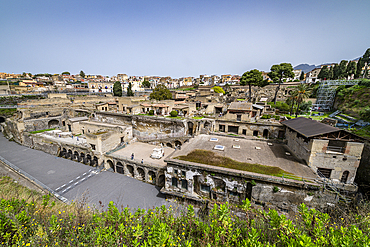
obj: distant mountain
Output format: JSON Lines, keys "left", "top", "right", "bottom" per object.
{"left": 293, "top": 64, "right": 317, "bottom": 73}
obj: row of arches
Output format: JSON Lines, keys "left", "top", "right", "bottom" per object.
{"left": 60, "top": 148, "right": 99, "bottom": 166}
{"left": 106, "top": 159, "right": 165, "bottom": 187}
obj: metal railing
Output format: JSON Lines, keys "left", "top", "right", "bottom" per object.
{"left": 0, "top": 155, "right": 68, "bottom": 202}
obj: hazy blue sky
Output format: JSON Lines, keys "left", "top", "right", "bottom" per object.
{"left": 1, "top": 0, "right": 369, "bottom": 78}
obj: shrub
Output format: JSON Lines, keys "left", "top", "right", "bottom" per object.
{"left": 148, "top": 110, "right": 154, "bottom": 115}
{"left": 261, "top": 114, "right": 270, "bottom": 119}
{"left": 170, "top": 110, "right": 178, "bottom": 117}
{"left": 250, "top": 180, "right": 256, "bottom": 186}
{"left": 212, "top": 86, "right": 225, "bottom": 94}
{"left": 274, "top": 115, "right": 280, "bottom": 120}
{"left": 273, "top": 186, "right": 279, "bottom": 193}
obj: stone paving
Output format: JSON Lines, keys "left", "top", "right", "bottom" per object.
{"left": 112, "top": 142, "right": 175, "bottom": 167}
{"left": 170, "top": 134, "right": 317, "bottom": 179}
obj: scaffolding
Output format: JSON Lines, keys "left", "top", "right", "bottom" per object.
{"left": 313, "top": 80, "right": 359, "bottom": 111}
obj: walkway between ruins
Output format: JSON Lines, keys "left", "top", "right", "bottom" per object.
{"left": 0, "top": 133, "right": 170, "bottom": 210}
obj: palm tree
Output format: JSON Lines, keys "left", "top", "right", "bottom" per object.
{"left": 286, "top": 90, "right": 298, "bottom": 116}
{"left": 295, "top": 84, "right": 311, "bottom": 117}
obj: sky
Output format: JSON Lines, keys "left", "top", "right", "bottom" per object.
{"left": 1, "top": 0, "right": 370, "bottom": 78}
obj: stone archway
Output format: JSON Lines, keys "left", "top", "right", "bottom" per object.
{"left": 188, "top": 122, "right": 194, "bottom": 136}
{"left": 158, "top": 174, "right": 165, "bottom": 187}
{"left": 107, "top": 160, "right": 114, "bottom": 172}
{"left": 116, "top": 162, "right": 124, "bottom": 174}
{"left": 80, "top": 153, "right": 85, "bottom": 163}
{"left": 48, "top": 119, "right": 60, "bottom": 128}
{"left": 166, "top": 143, "right": 173, "bottom": 148}
{"left": 127, "top": 165, "right": 134, "bottom": 177}
{"left": 174, "top": 140, "right": 182, "bottom": 147}
{"left": 93, "top": 156, "right": 98, "bottom": 166}
{"left": 263, "top": 129, "right": 269, "bottom": 139}
{"left": 60, "top": 148, "right": 67, "bottom": 157}
{"left": 137, "top": 167, "right": 145, "bottom": 181}
{"left": 68, "top": 149, "right": 73, "bottom": 159}
{"left": 74, "top": 151, "right": 79, "bottom": 161}
{"left": 0, "top": 116, "right": 5, "bottom": 123}
{"left": 148, "top": 171, "right": 156, "bottom": 184}
{"left": 86, "top": 154, "right": 92, "bottom": 165}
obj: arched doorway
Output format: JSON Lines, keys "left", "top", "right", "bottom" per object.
{"left": 263, "top": 129, "right": 269, "bottom": 139}
{"left": 0, "top": 116, "right": 5, "bottom": 123}
{"left": 174, "top": 140, "right": 181, "bottom": 147}
{"left": 127, "top": 165, "right": 134, "bottom": 177}
{"left": 60, "top": 148, "right": 67, "bottom": 157}
{"left": 246, "top": 182, "right": 253, "bottom": 201}
{"left": 341, "top": 171, "right": 349, "bottom": 183}
{"left": 188, "top": 122, "right": 194, "bottom": 136}
{"left": 166, "top": 143, "right": 173, "bottom": 148}
{"left": 116, "top": 162, "right": 124, "bottom": 174}
{"left": 158, "top": 174, "right": 165, "bottom": 187}
{"left": 80, "top": 153, "right": 85, "bottom": 163}
{"left": 148, "top": 171, "right": 156, "bottom": 184}
{"left": 68, "top": 150, "right": 73, "bottom": 159}
{"left": 48, "top": 119, "right": 60, "bottom": 128}
{"left": 107, "top": 160, "right": 114, "bottom": 172}
{"left": 74, "top": 151, "right": 79, "bottom": 161}
{"left": 137, "top": 168, "right": 145, "bottom": 180}
{"left": 86, "top": 154, "right": 92, "bottom": 165}
{"left": 253, "top": 130, "right": 259, "bottom": 137}
{"left": 93, "top": 156, "right": 98, "bottom": 166}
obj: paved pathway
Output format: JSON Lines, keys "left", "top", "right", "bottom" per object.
{"left": 0, "top": 133, "right": 169, "bottom": 210}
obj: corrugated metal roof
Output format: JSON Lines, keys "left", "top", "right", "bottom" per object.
{"left": 281, "top": 117, "right": 340, "bottom": 138}
{"left": 228, "top": 102, "right": 252, "bottom": 111}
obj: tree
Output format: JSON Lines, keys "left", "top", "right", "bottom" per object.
{"left": 328, "top": 66, "right": 334, "bottom": 80}
{"left": 299, "top": 71, "right": 305, "bottom": 81}
{"left": 317, "top": 65, "right": 329, "bottom": 80}
{"left": 346, "top": 61, "right": 357, "bottom": 79}
{"left": 127, "top": 82, "right": 134, "bottom": 96}
{"left": 212, "top": 86, "right": 225, "bottom": 94}
{"left": 267, "top": 63, "right": 295, "bottom": 105}
{"left": 240, "top": 69, "right": 263, "bottom": 100}
{"left": 149, "top": 84, "right": 172, "bottom": 100}
{"left": 355, "top": 57, "right": 365, "bottom": 78}
{"left": 62, "top": 71, "right": 70, "bottom": 75}
{"left": 80, "top": 70, "right": 85, "bottom": 78}
{"left": 170, "top": 110, "right": 178, "bottom": 117}
{"left": 333, "top": 64, "right": 340, "bottom": 79}
{"left": 294, "top": 84, "right": 311, "bottom": 117}
{"left": 338, "top": 60, "right": 348, "bottom": 79}
{"left": 362, "top": 48, "right": 370, "bottom": 78}
{"left": 286, "top": 90, "right": 298, "bottom": 116}
{"left": 142, "top": 80, "right": 151, "bottom": 88}
{"left": 113, "top": 81, "right": 122, "bottom": 97}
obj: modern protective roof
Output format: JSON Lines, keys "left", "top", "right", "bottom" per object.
{"left": 281, "top": 117, "right": 340, "bottom": 138}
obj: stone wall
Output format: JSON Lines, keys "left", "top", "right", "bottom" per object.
{"left": 215, "top": 120, "right": 284, "bottom": 138}
{"left": 163, "top": 158, "right": 340, "bottom": 212}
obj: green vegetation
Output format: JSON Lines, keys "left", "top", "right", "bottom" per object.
{"left": 236, "top": 98, "right": 245, "bottom": 101}
{"left": 79, "top": 70, "right": 85, "bottom": 78}
{"left": 150, "top": 84, "right": 172, "bottom": 101}
{"left": 192, "top": 116, "right": 204, "bottom": 119}
{"left": 211, "top": 86, "right": 225, "bottom": 94}
{"left": 0, "top": 108, "right": 17, "bottom": 116}
{"left": 170, "top": 110, "right": 178, "bottom": 117}
{"left": 175, "top": 149, "right": 292, "bottom": 177}
{"left": 142, "top": 80, "right": 151, "bottom": 88}
{"left": 240, "top": 69, "right": 264, "bottom": 100}
{"left": 29, "top": 128, "right": 55, "bottom": 134}
{"left": 267, "top": 101, "right": 291, "bottom": 113}
{"left": 127, "top": 82, "right": 134, "bottom": 96}
{"left": 336, "top": 82, "right": 370, "bottom": 118}
{"left": 1, "top": 175, "right": 370, "bottom": 246}
{"left": 268, "top": 63, "right": 295, "bottom": 104}
{"left": 148, "top": 109, "right": 154, "bottom": 115}
{"left": 113, "top": 81, "right": 122, "bottom": 97}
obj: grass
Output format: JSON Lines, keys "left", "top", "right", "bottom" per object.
{"left": 175, "top": 149, "right": 293, "bottom": 177}
{"left": 192, "top": 116, "right": 204, "bottom": 119}
{"left": 29, "top": 128, "right": 55, "bottom": 134}
{"left": 0, "top": 108, "right": 17, "bottom": 116}
{"left": 1, "top": 175, "right": 370, "bottom": 246}
{"left": 165, "top": 116, "right": 184, "bottom": 119}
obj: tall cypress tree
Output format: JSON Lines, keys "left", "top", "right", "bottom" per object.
{"left": 355, "top": 58, "right": 364, "bottom": 78}
{"left": 113, "top": 81, "right": 122, "bottom": 96}
{"left": 127, "top": 82, "right": 134, "bottom": 96}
